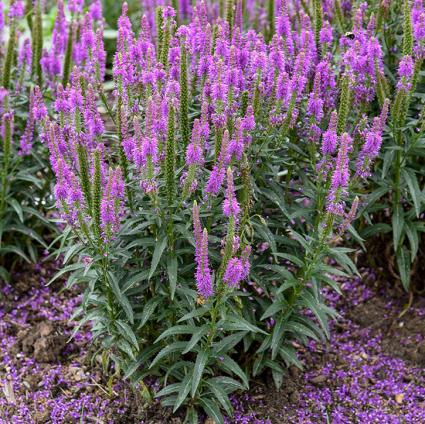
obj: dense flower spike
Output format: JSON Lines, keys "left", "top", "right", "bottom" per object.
{"left": 326, "top": 133, "right": 353, "bottom": 215}
{"left": 397, "top": 55, "right": 414, "bottom": 91}
{"left": 195, "top": 228, "right": 213, "bottom": 298}
{"left": 223, "top": 167, "right": 240, "bottom": 219}
{"left": 356, "top": 99, "right": 390, "bottom": 178}
{"left": 100, "top": 168, "right": 125, "bottom": 243}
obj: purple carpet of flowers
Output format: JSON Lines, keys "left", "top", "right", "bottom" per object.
{"left": 1, "top": 266, "right": 424, "bottom": 423}
{"left": 0, "top": 265, "right": 130, "bottom": 423}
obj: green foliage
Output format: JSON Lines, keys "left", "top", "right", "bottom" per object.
{"left": 358, "top": 1, "right": 425, "bottom": 290}
{"left": 0, "top": 9, "right": 54, "bottom": 276}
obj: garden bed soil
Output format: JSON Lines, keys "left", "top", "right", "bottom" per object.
{"left": 1, "top": 262, "right": 425, "bottom": 423}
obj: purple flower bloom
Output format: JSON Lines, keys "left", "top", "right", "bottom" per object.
{"left": 339, "top": 197, "right": 360, "bottom": 233}
{"left": 397, "top": 56, "right": 414, "bottom": 91}
{"left": 319, "top": 21, "right": 333, "bottom": 45}
{"left": 32, "top": 87, "right": 47, "bottom": 121}
{"left": 0, "top": 3, "right": 4, "bottom": 37}
{"left": 19, "top": 91, "right": 36, "bottom": 155}
{"left": 307, "top": 72, "right": 324, "bottom": 123}
{"left": 100, "top": 168, "right": 125, "bottom": 243}
{"left": 68, "top": 0, "right": 84, "bottom": 14}
{"left": 223, "top": 167, "right": 240, "bottom": 219}
{"left": 9, "top": 0, "right": 24, "bottom": 19}
{"left": 326, "top": 133, "right": 353, "bottom": 216}
{"left": 242, "top": 105, "right": 255, "bottom": 132}
{"left": 195, "top": 229, "right": 213, "bottom": 298}
{"left": 54, "top": 84, "right": 70, "bottom": 114}
{"left": 321, "top": 111, "right": 338, "bottom": 155}
{"left": 205, "top": 165, "right": 225, "bottom": 196}
{"left": 18, "top": 39, "right": 32, "bottom": 73}
{"left": 205, "top": 130, "right": 230, "bottom": 196}
{"left": 413, "top": 0, "right": 425, "bottom": 57}
{"left": 83, "top": 85, "right": 104, "bottom": 137}
{"left": 223, "top": 258, "right": 244, "bottom": 287}
{"left": 186, "top": 119, "right": 204, "bottom": 165}
{"left": 89, "top": 0, "right": 103, "bottom": 21}
{"left": 356, "top": 99, "right": 389, "bottom": 178}
{"left": 223, "top": 245, "right": 251, "bottom": 288}
{"left": 1, "top": 111, "right": 14, "bottom": 141}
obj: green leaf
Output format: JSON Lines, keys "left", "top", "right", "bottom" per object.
{"left": 182, "top": 325, "right": 208, "bottom": 354}
{"left": 0, "top": 245, "right": 31, "bottom": 263}
{"left": 199, "top": 398, "right": 224, "bottom": 424}
{"left": 405, "top": 222, "right": 419, "bottom": 261}
{"left": 258, "top": 264, "right": 293, "bottom": 280}
{"left": 124, "top": 345, "right": 160, "bottom": 380}
{"left": 191, "top": 350, "right": 209, "bottom": 397}
{"left": 222, "top": 317, "right": 268, "bottom": 335}
{"left": 213, "top": 332, "right": 246, "bottom": 354}
{"left": 271, "top": 317, "right": 285, "bottom": 359}
{"left": 252, "top": 219, "right": 277, "bottom": 255}
{"left": 115, "top": 320, "right": 139, "bottom": 350}
{"left": 396, "top": 247, "right": 411, "bottom": 290}
{"left": 327, "top": 247, "right": 358, "bottom": 276}
{"left": 166, "top": 254, "right": 178, "bottom": 300}
{"left": 155, "top": 383, "right": 181, "bottom": 398}
{"left": 185, "top": 407, "right": 199, "bottom": 424}
{"left": 285, "top": 321, "right": 319, "bottom": 341}
{"left": 117, "top": 338, "right": 136, "bottom": 360}
{"left": 138, "top": 298, "right": 161, "bottom": 328}
{"left": 392, "top": 206, "right": 404, "bottom": 251}
{"left": 178, "top": 306, "right": 208, "bottom": 323}
{"left": 402, "top": 169, "right": 422, "bottom": 218}
{"left": 209, "top": 376, "right": 245, "bottom": 392}
{"left": 382, "top": 150, "right": 395, "bottom": 179}
{"left": 149, "top": 342, "right": 187, "bottom": 369}
{"left": 173, "top": 373, "right": 192, "bottom": 412}
{"left": 154, "top": 325, "right": 197, "bottom": 343}
{"left": 122, "top": 270, "right": 150, "bottom": 293}
{"left": 218, "top": 355, "right": 249, "bottom": 388}
{"left": 205, "top": 380, "right": 233, "bottom": 415}
{"left": 272, "top": 369, "right": 284, "bottom": 388}
{"left": 0, "top": 266, "right": 11, "bottom": 282}
{"left": 290, "top": 230, "right": 310, "bottom": 251}
{"left": 149, "top": 236, "right": 167, "bottom": 280}
{"left": 48, "top": 262, "right": 85, "bottom": 285}
{"left": 9, "top": 199, "right": 24, "bottom": 223}
{"left": 364, "top": 186, "right": 390, "bottom": 211}
{"left": 7, "top": 224, "right": 48, "bottom": 248}
{"left": 299, "top": 291, "right": 331, "bottom": 339}
{"left": 279, "top": 345, "right": 303, "bottom": 369}
{"left": 261, "top": 300, "right": 284, "bottom": 321}
{"left": 253, "top": 353, "right": 264, "bottom": 377}
{"left": 63, "top": 244, "right": 83, "bottom": 265}
{"left": 108, "top": 272, "right": 134, "bottom": 324}
{"left": 274, "top": 252, "right": 303, "bottom": 267}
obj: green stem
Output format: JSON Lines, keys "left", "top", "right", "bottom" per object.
{"left": 2, "top": 20, "right": 16, "bottom": 89}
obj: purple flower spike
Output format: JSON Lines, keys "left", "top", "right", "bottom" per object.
{"left": 195, "top": 228, "right": 213, "bottom": 298}
{"left": 326, "top": 133, "right": 353, "bottom": 216}
{"left": 223, "top": 167, "right": 240, "bottom": 219}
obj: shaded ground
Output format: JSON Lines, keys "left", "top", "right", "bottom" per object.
{"left": 1, "top": 263, "right": 425, "bottom": 423}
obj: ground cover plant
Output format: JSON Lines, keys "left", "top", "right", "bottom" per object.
{"left": 0, "top": 0, "right": 425, "bottom": 423}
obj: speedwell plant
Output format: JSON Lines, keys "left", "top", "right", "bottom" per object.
{"left": 46, "top": 1, "right": 394, "bottom": 422}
